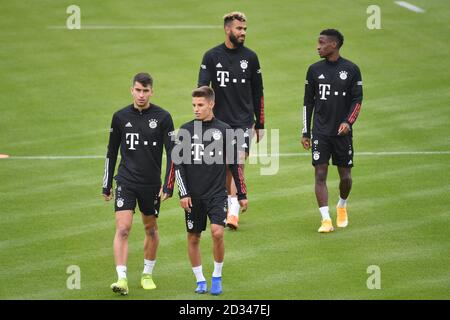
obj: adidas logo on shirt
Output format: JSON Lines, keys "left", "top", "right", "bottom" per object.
{"left": 125, "top": 122, "right": 132, "bottom": 128}
{"left": 318, "top": 74, "right": 325, "bottom": 79}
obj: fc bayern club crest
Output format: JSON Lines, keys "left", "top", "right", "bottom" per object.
{"left": 240, "top": 60, "right": 248, "bottom": 71}
{"left": 149, "top": 119, "right": 158, "bottom": 129}
{"left": 212, "top": 130, "right": 222, "bottom": 141}
{"left": 339, "top": 71, "right": 348, "bottom": 80}
{"left": 313, "top": 151, "right": 320, "bottom": 161}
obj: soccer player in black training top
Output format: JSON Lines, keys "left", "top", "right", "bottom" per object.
{"left": 301, "top": 29, "right": 363, "bottom": 233}
{"left": 172, "top": 86, "right": 248, "bottom": 295}
{"left": 102, "top": 73, "right": 175, "bottom": 295}
{"left": 198, "top": 11, "right": 264, "bottom": 230}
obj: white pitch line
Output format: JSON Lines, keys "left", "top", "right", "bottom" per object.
{"left": 394, "top": 1, "right": 426, "bottom": 13}
{"left": 47, "top": 25, "right": 222, "bottom": 30}
{"left": 252, "top": 151, "right": 450, "bottom": 157}
{"left": 355, "top": 151, "right": 449, "bottom": 156}
{"left": 3, "top": 151, "right": 450, "bottom": 160}
{"left": 6, "top": 155, "right": 104, "bottom": 160}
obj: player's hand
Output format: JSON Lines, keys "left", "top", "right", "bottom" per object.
{"left": 180, "top": 197, "right": 192, "bottom": 213}
{"left": 252, "top": 124, "right": 264, "bottom": 144}
{"left": 103, "top": 191, "right": 113, "bottom": 201}
{"left": 255, "top": 128, "right": 264, "bottom": 143}
{"left": 161, "top": 193, "right": 172, "bottom": 202}
{"left": 301, "top": 137, "right": 311, "bottom": 150}
{"left": 337, "top": 122, "right": 350, "bottom": 136}
{"left": 159, "top": 187, "right": 172, "bottom": 202}
{"left": 239, "top": 199, "right": 248, "bottom": 213}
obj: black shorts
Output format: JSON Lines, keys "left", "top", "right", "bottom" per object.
{"left": 311, "top": 134, "right": 354, "bottom": 167}
{"left": 185, "top": 196, "right": 228, "bottom": 233}
{"left": 231, "top": 126, "right": 251, "bottom": 155}
{"left": 114, "top": 183, "right": 160, "bottom": 216}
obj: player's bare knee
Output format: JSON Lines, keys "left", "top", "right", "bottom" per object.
{"left": 315, "top": 164, "right": 328, "bottom": 183}
{"left": 211, "top": 228, "right": 224, "bottom": 242}
{"left": 315, "top": 171, "right": 327, "bottom": 183}
{"left": 188, "top": 233, "right": 201, "bottom": 245}
{"left": 315, "top": 175, "right": 326, "bottom": 183}
{"left": 145, "top": 225, "right": 158, "bottom": 239}
{"left": 117, "top": 226, "right": 130, "bottom": 239}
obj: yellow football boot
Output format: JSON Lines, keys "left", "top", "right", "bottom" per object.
{"left": 318, "top": 219, "right": 334, "bottom": 233}
{"left": 111, "top": 278, "right": 128, "bottom": 295}
{"left": 141, "top": 273, "right": 157, "bottom": 290}
{"left": 226, "top": 214, "right": 239, "bottom": 230}
{"left": 336, "top": 207, "right": 348, "bottom": 228}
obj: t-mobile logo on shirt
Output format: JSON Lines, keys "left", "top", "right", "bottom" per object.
{"left": 126, "top": 133, "right": 139, "bottom": 150}
{"left": 319, "top": 84, "right": 331, "bottom": 100}
{"left": 192, "top": 143, "right": 205, "bottom": 161}
{"left": 217, "top": 71, "right": 230, "bottom": 87}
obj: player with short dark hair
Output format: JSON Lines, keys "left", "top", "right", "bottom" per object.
{"left": 132, "top": 72, "right": 153, "bottom": 87}
{"left": 198, "top": 11, "right": 264, "bottom": 230}
{"left": 320, "top": 28, "right": 344, "bottom": 48}
{"left": 102, "top": 72, "right": 175, "bottom": 295}
{"left": 192, "top": 85, "right": 215, "bottom": 101}
{"left": 301, "top": 29, "right": 363, "bottom": 233}
{"left": 173, "top": 86, "right": 248, "bottom": 295}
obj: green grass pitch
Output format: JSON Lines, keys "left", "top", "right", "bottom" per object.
{"left": 0, "top": 0, "right": 449, "bottom": 299}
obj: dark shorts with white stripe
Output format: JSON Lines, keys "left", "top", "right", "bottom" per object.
{"left": 311, "top": 134, "right": 354, "bottom": 167}
{"left": 185, "top": 196, "right": 228, "bottom": 233}
{"left": 114, "top": 183, "right": 160, "bottom": 216}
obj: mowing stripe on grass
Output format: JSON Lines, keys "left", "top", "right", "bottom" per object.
{"left": 3, "top": 151, "right": 450, "bottom": 160}
{"left": 47, "top": 25, "right": 222, "bottom": 30}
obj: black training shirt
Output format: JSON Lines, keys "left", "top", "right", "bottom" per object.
{"left": 198, "top": 43, "right": 264, "bottom": 129}
{"left": 172, "top": 118, "right": 247, "bottom": 200}
{"left": 302, "top": 57, "right": 363, "bottom": 137}
{"left": 102, "top": 104, "right": 175, "bottom": 195}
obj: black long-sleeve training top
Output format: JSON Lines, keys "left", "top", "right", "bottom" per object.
{"left": 302, "top": 57, "right": 363, "bottom": 138}
{"left": 172, "top": 118, "right": 247, "bottom": 200}
{"left": 198, "top": 43, "right": 264, "bottom": 129}
{"left": 102, "top": 103, "right": 175, "bottom": 195}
